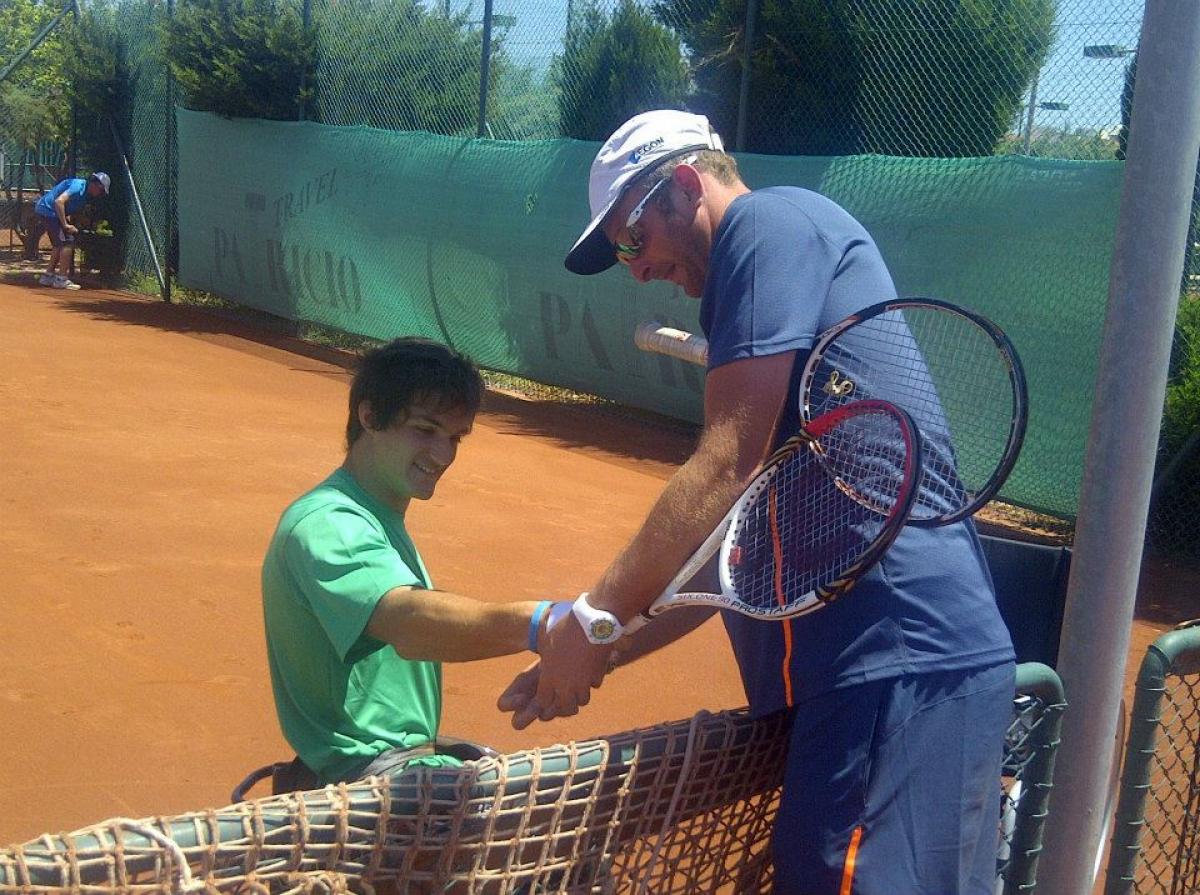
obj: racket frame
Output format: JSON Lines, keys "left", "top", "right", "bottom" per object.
{"left": 798, "top": 297, "right": 1029, "bottom": 527}
{"left": 629, "top": 398, "right": 922, "bottom": 630}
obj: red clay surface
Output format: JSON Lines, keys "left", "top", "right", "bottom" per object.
{"left": 0, "top": 279, "right": 1195, "bottom": 848}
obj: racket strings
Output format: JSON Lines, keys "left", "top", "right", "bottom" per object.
{"left": 727, "top": 408, "right": 914, "bottom": 615}
{"left": 807, "top": 308, "right": 1021, "bottom": 523}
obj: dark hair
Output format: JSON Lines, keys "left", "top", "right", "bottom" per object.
{"left": 346, "top": 337, "right": 483, "bottom": 448}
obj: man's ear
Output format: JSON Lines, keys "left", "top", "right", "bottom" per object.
{"left": 357, "top": 400, "right": 377, "bottom": 432}
{"left": 672, "top": 163, "right": 705, "bottom": 205}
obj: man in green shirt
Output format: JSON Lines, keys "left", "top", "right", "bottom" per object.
{"left": 262, "top": 337, "right": 560, "bottom": 786}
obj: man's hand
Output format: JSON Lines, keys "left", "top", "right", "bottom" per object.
{"left": 497, "top": 659, "right": 541, "bottom": 720}
{"left": 64, "top": 223, "right": 78, "bottom": 235}
{"left": 501, "top": 611, "right": 612, "bottom": 729}
{"left": 525, "top": 609, "right": 614, "bottom": 729}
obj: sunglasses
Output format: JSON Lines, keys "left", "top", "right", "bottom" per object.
{"left": 613, "top": 176, "right": 669, "bottom": 265}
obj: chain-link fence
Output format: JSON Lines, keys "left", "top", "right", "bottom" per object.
{"left": 1104, "top": 621, "right": 1200, "bottom": 894}
{"left": 6, "top": 0, "right": 1200, "bottom": 555}
{"left": 0, "top": 0, "right": 74, "bottom": 264}
{"left": 997, "top": 662, "right": 1067, "bottom": 894}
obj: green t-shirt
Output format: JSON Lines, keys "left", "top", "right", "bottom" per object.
{"left": 262, "top": 467, "right": 456, "bottom": 782}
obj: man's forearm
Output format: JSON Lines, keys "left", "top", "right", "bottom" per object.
{"left": 366, "top": 587, "right": 544, "bottom": 662}
{"left": 584, "top": 420, "right": 747, "bottom": 623}
{"left": 611, "top": 606, "right": 718, "bottom": 667}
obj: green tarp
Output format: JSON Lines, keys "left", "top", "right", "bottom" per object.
{"left": 177, "top": 109, "right": 1123, "bottom": 518}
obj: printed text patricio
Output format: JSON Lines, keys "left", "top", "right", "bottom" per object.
{"left": 274, "top": 169, "right": 338, "bottom": 227}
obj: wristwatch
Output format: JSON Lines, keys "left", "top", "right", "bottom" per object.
{"left": 571, "top": 592, "right": 624, "bottom": 645}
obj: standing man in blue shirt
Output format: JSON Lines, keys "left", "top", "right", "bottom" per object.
{"left": 500, "top": 110, "right": 1016, "bottom": 893}
{"left": 34, "top": 171, "right": 110, "bottom": 289}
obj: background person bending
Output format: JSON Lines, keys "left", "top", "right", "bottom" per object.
{"left": 33, "top": 171, "right": 110, "bottom": 290}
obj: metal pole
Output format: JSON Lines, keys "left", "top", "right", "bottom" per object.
{"left": 734, "top": 0, "right": 760, "bottom": 153}
{"left": 299, "top": 0, "right": 311, "bottom": 121}
{"left": 476, "top": 0, "right": 494, "bottom": 138}
{"left": 1035, "top": 3, "right": 1200, "bottom": 893}
{"left": 1023, "top": 69, "right": 1039, "bottom": 155}
{"left": 164, "top": 0, "right": 175, "bottom": 303}
{"left": 108, "top": 119, "right": 167, "bottom": 302}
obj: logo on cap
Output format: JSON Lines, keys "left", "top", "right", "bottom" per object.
{"left": 629, "top": 136, "right": 665, "bottom": 164}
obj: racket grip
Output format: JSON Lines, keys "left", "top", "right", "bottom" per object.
{"left": 634, "top": 322, "right": 709, "bottom": 366}
{"left": 622, "top": 613, "right": 649, "bottom": 635}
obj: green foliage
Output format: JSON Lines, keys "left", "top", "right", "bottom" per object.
{"left": 489, "top": 63, "right": 558, "bottom": 141}
{"left": 0, "top": 82, "right": 63, "bottom": 147}
{"left": 60, "top": 5, "right": 126, "bottom": 121}
{"left": 994, "top": 126, "right": 1119, "bottom": 160}
{"left": 652, "top": 0, "right": 1055, "bottom": 156}
{"left": 164, "top": 0, "right": 316, "bottom": 120}
{"left": 556, "top": 0, "right": 689, "bottom": 142}
{"left": 1163, "top": 296, "right": 1200, "bottom": 456}
{"left": 0, "top": 0, "right": 72, "bottom": 159}
{"left": 313, "top": 0, "right": 493, "bottom": 135}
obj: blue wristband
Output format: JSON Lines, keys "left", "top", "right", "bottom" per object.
{"left": 528, "top": 600, "right": 553, "bottom": 652}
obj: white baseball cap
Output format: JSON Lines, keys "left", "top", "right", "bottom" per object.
{"left": 564, "top": 110, "right": 725, "bottom": 275}
{"left": 91, "top": 172, "right": 111, "bottom": 194}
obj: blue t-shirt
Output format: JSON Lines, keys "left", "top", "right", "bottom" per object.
{"left": 700, "top": 187, "right": 1014, "bottom": 714}
{"left": 35, "top": 178, "right": 89, "bottom": 220}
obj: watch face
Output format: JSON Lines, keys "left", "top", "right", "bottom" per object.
{"left": 589, "top": 619, "right": 617, "bottom": 642}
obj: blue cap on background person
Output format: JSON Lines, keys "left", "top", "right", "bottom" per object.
{"left": 564, "top": 110, "right": 725, "bottom": 276}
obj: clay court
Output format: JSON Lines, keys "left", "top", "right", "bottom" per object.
{"left": 0, "top": 278, "right": 1191, "bottom": 853}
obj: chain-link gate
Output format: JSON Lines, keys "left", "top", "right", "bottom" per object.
{"left": 1104, "top": 620, "right": 1200, "bottom": 894}
{"left": 997, "top": 662, "right": 1067, "bottom": 894}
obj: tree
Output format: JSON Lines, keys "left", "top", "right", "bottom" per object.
{"left": 163, "top": 0, "right": 316, "bottom": 120}
{"left": 0, "top": 0, "right": 73, "bottom": 190}
{"left": 1116, "top": 53, "right": 1200, "bottom": 293}
{"left": 652, "top": 0, "right": 1055, "bottom": 156}
{"left": 490, "top": 63, "right": 558, "bottom": 141}
{"left": 312, "top": 0, "right": 499, "bottom": 136}
{"left": 995, "top": 125, "right": 1118, "bottom": 161}
{"left": 61, "top": 3, "right": 126, "bottom": 122}
{"left": 556, "top": 0, "right": 689, "bottom": 142}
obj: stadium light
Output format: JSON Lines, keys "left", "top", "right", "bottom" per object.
{"left": 1083, "top": 44, "right": 1136, "bottom": 59}
{"left": 1022, "top": 72, "right": 1070, "bottom": 154}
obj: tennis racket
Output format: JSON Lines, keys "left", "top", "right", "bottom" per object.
{"left": 799, "top": 298, "right": 1028, "bottom": 526}
{"left": 635, "top": 298, "right": 1028, "bottom": 527}
{"left": 623, "top": 399, "right": 922, "bottom": 634}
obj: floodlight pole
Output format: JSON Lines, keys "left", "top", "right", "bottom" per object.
{"left": 1023, "top": 70, "right": 1039, "bottom": 154}
{"left": 1036, "top": 3, "right": 1200, "bottom": 894}
{"left": 476, "top": 0, "right": 494, "bottom": 138}
{"left": 734, "top": 0, "right": 760, "bottom": 152}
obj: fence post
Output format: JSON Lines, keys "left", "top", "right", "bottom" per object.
{"left": 109, "top": 119, "right": 167, "bottom": 303}
{"left": 1036, "top": 2, "right": 1200, "bottom": 892}
{"left": 164, "top": 0, "right": 175, "bottom": 304}
{"left": 734, "top": 0, "right": 759, "bottom": 153}
{"left": 299, "top": 0, "right": 312, "bottom": 121}
{"left": 476, "top": 0, "right": 494, "bottom": 138}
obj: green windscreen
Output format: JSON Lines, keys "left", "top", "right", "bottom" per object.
{"left": 177, "top": 109, "right": 1123, "bottom": 519}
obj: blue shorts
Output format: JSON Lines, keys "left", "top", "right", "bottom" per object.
{"left": 37, "top": 214, "right": 74, "bottom": 248}
{"left": 772, "top": 662, "right": 1016, "bottom": 895}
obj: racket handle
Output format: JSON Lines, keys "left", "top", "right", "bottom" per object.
{"left": 634, "top": 322, "right": 709, "bottom": 367}
{"left": 622, "top": 613, "right": 649, "bottom": 635}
